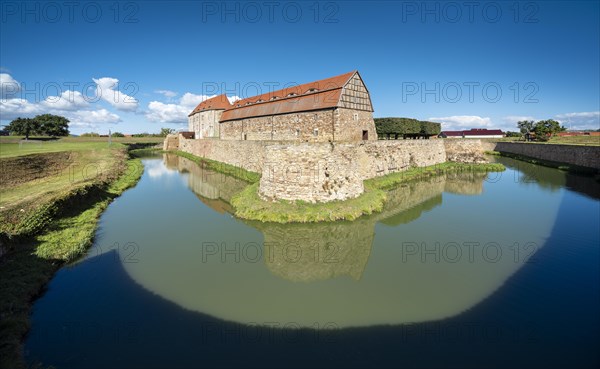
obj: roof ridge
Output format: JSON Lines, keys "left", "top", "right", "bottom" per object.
{"left": 230, "top": 71, "right": 356, "bottom": 108}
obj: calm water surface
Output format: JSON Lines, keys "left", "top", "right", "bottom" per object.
{"left": 25, "top": 153, "right": 599, "bottom": 368}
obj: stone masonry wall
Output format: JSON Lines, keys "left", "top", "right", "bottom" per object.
{"left": 443, "top": 139, "right": 487, "bottom": 163}
{"left": 219, "top": 107, "right": 377, "bottom": 143}
{"left": 178, "top": 137, "right": 269, "bottom": 174}
{"left": 259, "top": 143, "right": 364, "bottom": 202}
{"left": 334, "top": 108, "right": 377, "bottom": 142}
{"left": 171, "top": 137, "right": 486, "bottom": 202}
{"left": 492, "top": 142, "right": 600, "bottom": 170}
{"left": 356, "top": 140, "right": 446, "bottom": 179}
{"left": 220, "top": 110, "right": 336, "bottom": 142}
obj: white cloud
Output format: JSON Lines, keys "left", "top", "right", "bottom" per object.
{"left": 0, "top": 98, "right": 43, "bottom": 120}
{"left": 42, "top": 90, "right": 89, "bottom": 111}
{"left": 146, "top": 160, "right": 179, "bottom": 178}
{"left": 555, "top": 111, "right": 600, "bottom": 130}
{"left": 92, "top": 77, "right": 139, "bottom": 112}
{"left": 179, "top": 92, "right": 209, "bottom": 109}
{"left": 428, "top": 115, "right": 493, "bottom": 131}
{"left": 146, "top": 101, "right": 191, "bottom": 123}
{"left": 70, "top": 109, "right": 121, "bottom": 124}
{"left": 0, "top": 73, "right": 20, "bottom": 99}
{"left": 155, "top": 90, "right": 177, "bottom": 99}
{"left": 146, "top": 93, "right": 241, "bottom": 124}
{"left": 502, "top": 115, "right": 537, "bottom": 124}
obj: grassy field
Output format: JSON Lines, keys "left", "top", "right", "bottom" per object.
{"left": 483, "top": 135, "right": 600, "bottom": 146}
{"left": 0, "top": 136, "right": 153, "bottom": 368}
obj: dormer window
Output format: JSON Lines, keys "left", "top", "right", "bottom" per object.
{"left": 287, "top": 92, "right": 297, "bottom": 97}
{"left": 256, "top": 99, "right": 263, "bottom": 103}
{"left": 270, "top": 96, "right": 279, "bottom": 100}
{"left": 307, "top": 88, "right": 318, "bottom": 93}
{"left": 245, "top": 102, "right": 252, "bottom": 105}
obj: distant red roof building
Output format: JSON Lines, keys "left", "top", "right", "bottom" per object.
{"left": 440, "top": 128, "right": 504, "bottom": 138}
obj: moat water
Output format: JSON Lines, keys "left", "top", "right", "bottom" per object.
{"left": 25, "top": 153, "right": 599, "bottom": 368}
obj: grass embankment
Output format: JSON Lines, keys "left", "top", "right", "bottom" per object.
{"left": 231, "top": 183, "right": 387, "bottom": 223}
{"left": 231, "top": 162, "right": 505, "bottom": 223}
{"left": 0, "top": 137, "right": 147, "bottom": 369}
{"left": 482, "top": 135, "right": 600, "bottom": 146}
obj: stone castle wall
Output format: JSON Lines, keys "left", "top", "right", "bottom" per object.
{"left": 443, "top": 138, "right": 487, "bottom": 163}
{"left": 170, "top": 137, "right": 485, "bottom": 202}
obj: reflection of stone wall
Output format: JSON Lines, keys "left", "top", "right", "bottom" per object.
{"left": 381, "top": 177, "right": 446, "bottom": 217}
{"left": 253, "top": 219, "right": 374, "bottom": 282}
{"left": 163, "top": 154, "right": 247, "bottom": 204}
{"left": 253, "top": 169, "right": 490, "bottom": 282}
{"left": 443, "top": 172, "right": 486, "bottom": 195}
{"left": 376, "top": 172, "right": 487, "bottom": 224}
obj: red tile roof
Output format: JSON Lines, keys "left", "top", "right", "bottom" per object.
{"left": 441, "top": 130, "right": 465, "bottom": 137}
{"left": 220, "top": 71, "right": 358, "bottom": 122}
{"left": 188, "top": 94, "right": 232, "bottom": 116}
{"left": 463, "top": 128, "right": 504, "bottom": 136}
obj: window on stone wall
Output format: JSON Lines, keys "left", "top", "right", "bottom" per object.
{"left": 353, "top": 113, "right": 359, "bottom": 121}
{"left": 313, "top": 129, "right": 318, "bottom": 136}
{"left": 295, "top": 129, "right": 300, "bottom": 136}
{"left": 314, "top": 114, "right": 318, "bottom": 121}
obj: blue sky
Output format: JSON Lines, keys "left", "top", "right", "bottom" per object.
{"left": 1, "top": 0, "right": 599, "bottom": 134}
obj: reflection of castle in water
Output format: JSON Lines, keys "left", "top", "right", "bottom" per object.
{"left": 251, "top": 172, "right": 488, "bottom": 283}
{"left": 163, "top": 154, "right": 248, "bottom": 213}
{"left": 165, "top": 153, "right": 490, "bottom": 283}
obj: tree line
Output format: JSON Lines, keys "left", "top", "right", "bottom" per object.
{"left": 374, "top": 117, "right": 441, "bottom": 139}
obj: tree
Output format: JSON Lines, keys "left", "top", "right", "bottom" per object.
{"left": 159, "top": 127, "right": 175, "bottom": 137}
{"left": 517, "top": 120, "right": 535, "bottom": 140}
{"left": 533, "top": 119, "right": 565, "bottom": 141}
{"left": 6, "top": 117, "right": 39, "bottom": 139}
{"left": 111, "top": 132, "right": 125, "bottom": 137}
{"left": 35, "top": 114, "right": 70, "bottom": 137}
{"left": 374, "top": 118, "right": 440, "bottom": 139}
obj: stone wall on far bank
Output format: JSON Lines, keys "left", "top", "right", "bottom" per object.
{"left": 483, "top": 141, "right": 600, "bottom": 170}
